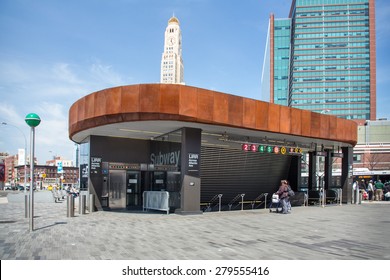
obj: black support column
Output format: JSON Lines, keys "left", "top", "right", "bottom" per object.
{"left": 288, "top": 155, "right": 301, "bottom": 191}
{"left": 324, "top": 149, "right": 332, "bottom": 190}
{"left": 308, "top": 152, "right": 317, "bottom": 190}
{"left": 341, "top": 146, "right": 353, "bottom": 204}
{"left": 175, "top": 127, "right": 202, "bottom": 215}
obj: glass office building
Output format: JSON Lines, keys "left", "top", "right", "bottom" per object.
{"left": 270, "top": 0, "right": 376, "bottom": 122}
{"left": 270, "top": 16, "right": 292, "bottom": 106}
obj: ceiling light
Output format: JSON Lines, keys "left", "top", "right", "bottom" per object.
{"left": 119, "top": 128, "right": 160, "bottom": 135}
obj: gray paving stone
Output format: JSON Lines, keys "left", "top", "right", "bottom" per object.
{"left": 0, "top": 192, "right": 389, "bottom": 260}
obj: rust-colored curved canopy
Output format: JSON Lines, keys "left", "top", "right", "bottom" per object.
{"left": 69, "top": 84, "right": 357, "bottom": 147}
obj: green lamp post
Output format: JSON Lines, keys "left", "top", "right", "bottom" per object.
{"left": 25, "top": 113, "right": 41, "bottom": 232}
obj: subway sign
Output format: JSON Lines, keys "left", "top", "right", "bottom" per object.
{"left": 242, "top": 144, "right": 302, "bottom": 155}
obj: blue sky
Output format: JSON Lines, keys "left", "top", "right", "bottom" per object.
{"left": 1, "top": 0, "right": 389, "bottom": 164}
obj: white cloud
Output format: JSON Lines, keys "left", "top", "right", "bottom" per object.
{"left": 90, "top": 62, "right": 125, "bottom": 86}
{"left": 52, "top": 63, "right": 83, "bottom": 85}
{"left": 0, "top": 102, "right": 30, "bottom": 157}
{"left": 0, "top": 103, "right": 25, "bottom": 125}
{"left": 0, "top": 58, "right": 130, "bottom": 163}
{"left": 32, "top": 102, "right": 75, "bottom": 163}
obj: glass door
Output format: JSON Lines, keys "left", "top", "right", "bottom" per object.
{"left": 108, "top": 170, "right": 127, "bottom": 209}
{"left": 152, "top": 171, "right": 166, "bottom": 191}
{"left": 126, "top": 171, "right": 141, "bottom": 208}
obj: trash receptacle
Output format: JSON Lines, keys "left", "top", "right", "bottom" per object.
{"left": 67, "top": 195, "right": 74, "bottom": 217}
{"left": 101, "top": 196, "right": 109, "bottom": 208}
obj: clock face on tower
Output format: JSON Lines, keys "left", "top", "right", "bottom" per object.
{"left": 168, "top": 36, "right": 176, "bottom": 46}
{"left": 161, "top": 16, "right": 183, "bottom": 84}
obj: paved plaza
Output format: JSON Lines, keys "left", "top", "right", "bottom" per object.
{"left": 0, "top": 190, "right": 389, "bottom": 260}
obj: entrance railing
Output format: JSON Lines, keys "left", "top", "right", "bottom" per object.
{"left": 202, "top": 194, "right": 223, "bottom": 212}
{"left": 202, "top": 192, "right": 272, "bottom": 212}
{"left": 143, "top": 191, "right": 170, "bottom": 214}
{"left": 228, "top": 194, "right": 245, "bottom": 211}
{"left": 247, "top": 193, "right": 268, "bottom": 210}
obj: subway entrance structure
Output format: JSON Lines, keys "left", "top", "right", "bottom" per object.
{"left": 69, "top": 84, "right": 357, "bottom": 214}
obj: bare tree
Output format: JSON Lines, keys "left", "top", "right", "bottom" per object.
{"left": 365, "top": 152, "right": 385, "bottom": 170}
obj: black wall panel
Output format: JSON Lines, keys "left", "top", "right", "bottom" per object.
{"left": 200, "top": 146, "right": 292, "bottom": 204}
{"left": 91, "top": 136, "right": 150, "bottom": 163}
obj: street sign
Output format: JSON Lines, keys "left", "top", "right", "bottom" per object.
{"left": 57, "top": 161, "right": 63, "bottom": 173}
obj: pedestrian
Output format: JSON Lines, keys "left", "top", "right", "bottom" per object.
{"left": 359, "top": 180, "right": 366, "bottom": 202}
{"left": 367, "top": 180, "right": 375, "bottom": 201}
{"left": 352, "top": 180, "right": 359, "bottom": 203}
{"left": 384, "top": 183, "right": 390, "bottom": 201}
{"left": 284, "top": 180, "right": 294, "bottom": 212}
{"left": 277, "top": 180, "right": 289, "bottom": 214}
{"left": 374, "top": 180, "right": 384, "bottom": 201}
{"left": 360, "top": 179, "right": 366, "bottom": 191}
{"left": 70, "top": 185, "right": 79, "bottom": 198}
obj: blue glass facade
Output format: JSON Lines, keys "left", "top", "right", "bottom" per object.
{"left": 271, "top": 0, "right": 375, "bottom": 121}
{"left": 273, "top": 19, "right": 291, "bottom": 106}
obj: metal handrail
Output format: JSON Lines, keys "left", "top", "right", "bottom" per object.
{"left": 248, "top": 193, "right": 268, "bottom": 209}
{"left": 203, "top": 194, "right": 223, "bottom": 212}
{"left": 228, "top": 193, "right": 245, "bottom": 211}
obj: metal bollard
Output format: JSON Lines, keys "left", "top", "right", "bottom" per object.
{"left": 89, "top": 194, "right": 95, "bottom": 213}
{"left": 67, "top": 195, "right": 74, "bottom": 217}
{"left": 322, "top": 188, "right": 326, "bottom": 208}
{"left": 355, "top": 187, "right": 359, "bottom": 204}
{"left": 25, "top": 194, "right": 29, "bottom": 218}
{"left": 79, "top": 194, "right": 86, "bottom": 215}
{"left": 338, "top": 189, "right": 342, "bottom": 206}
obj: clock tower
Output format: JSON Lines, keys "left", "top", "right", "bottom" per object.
{"left": 160, "top": 16, "right": 184, "bottom": 84}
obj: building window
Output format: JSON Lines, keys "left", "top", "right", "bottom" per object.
{"left": 353, "top": 154, "right": 362, "bottom": 163}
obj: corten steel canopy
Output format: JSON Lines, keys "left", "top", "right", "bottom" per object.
{"left": 69, "top": 84, "right": 357, "bottom": 149}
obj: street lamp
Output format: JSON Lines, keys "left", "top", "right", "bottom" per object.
{"left": 49, "top": 150, "right": 57, "bottom": 161}
{"left": 1, "top": 122, "right": 28, "bottom": 193}
{"left": 25, "top": 113, "right": 41, "bottom": 232}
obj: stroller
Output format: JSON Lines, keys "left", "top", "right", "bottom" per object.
{"left": 269, "top": 193, "right": 282, "bottom": 213}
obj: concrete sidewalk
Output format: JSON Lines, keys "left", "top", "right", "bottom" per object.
{"left": 0, "top": 192, "right": 389, "bottom": 260}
